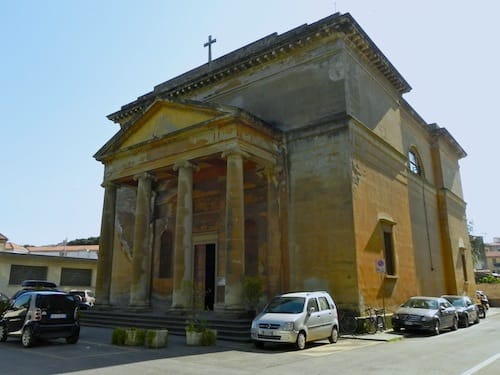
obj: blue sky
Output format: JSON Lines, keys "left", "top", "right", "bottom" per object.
{"left": 1, "top": 0, "right": 499, "bottom": 245}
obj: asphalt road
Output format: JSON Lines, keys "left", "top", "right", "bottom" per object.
{"left": 0, "top": 309, "right": 499, "bottom": 375}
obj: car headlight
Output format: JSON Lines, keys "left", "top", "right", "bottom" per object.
{"left": 282, "top": 322, "right": 294, "bottom": 331}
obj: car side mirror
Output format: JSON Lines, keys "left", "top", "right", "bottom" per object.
{"left": 308, "top": 307, "right": 316, "bottom": 314}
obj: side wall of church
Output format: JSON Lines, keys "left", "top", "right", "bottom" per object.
{"left": 350, "top": 123, "right": 419, "bottom": 313}
{"left": 401, "top": 111, "right": 448, "bottom": 295}
{"left": 286, "top": 124, "right": 359, "bottom": 310}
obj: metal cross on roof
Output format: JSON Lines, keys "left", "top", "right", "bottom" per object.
{"left": 204, "top": 35, "right": 216, "bottom": 63}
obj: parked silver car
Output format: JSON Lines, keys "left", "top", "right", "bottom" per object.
{"left": 250, "top": 291, "right": 339, "bottom": 350}
{"left": 391, "top": 296, "right": 458, "bottom": 335}
{"left": 441, "top": 295, "right": 480, "bottom": 328}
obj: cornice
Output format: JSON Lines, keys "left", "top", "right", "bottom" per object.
{"left": 108, "top": 12, "right": 411, "bottom": 124}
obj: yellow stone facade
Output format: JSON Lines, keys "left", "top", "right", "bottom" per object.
{"left": 95, "top": 13, "right": 474, "bottom": 314}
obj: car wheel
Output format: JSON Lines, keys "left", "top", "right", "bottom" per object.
{"left": 328, "top": 326, "right": 339, "bottom": 344}
{"left": 66, "top": 334, "right": 79, "bottom": 344}
{"left": 432, "top": 320, "right": 440, "bottom": 335}
{"left": 451, "top": 317, "right": 458, "bottom": 331}
{"left": 21, "top": 327, "right": 35, "bottom": 348}
{"left": 253, "top": 340, "right": 264, "bottom": 349}
{"left": 0, "top": 324, "right": 7, "bottom": 342}
{"left": 295, "top": 331, "right": 306, "bottom": 350}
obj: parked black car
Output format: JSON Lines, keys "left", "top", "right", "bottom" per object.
{"left": 0, "top": 291, "right": 80, "bottom": 347}
{"left": 441, "top": 295, "right": 480, "bottom": 328}
{"left": 392, "top": 296, "right": 458, "bottom": 335}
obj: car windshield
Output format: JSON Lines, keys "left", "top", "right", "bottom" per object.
{"left": 450, "top": 299, "right": 466, "bottom": 307}
{"left": 404, "top": 298, "right": 438, "bottom": 310}
{"left": 264, "top": 297, "right": 305, "bottom": 313}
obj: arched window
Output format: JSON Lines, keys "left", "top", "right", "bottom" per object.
{"left": 408, "top": 148, "right": 423, "bottom": 176}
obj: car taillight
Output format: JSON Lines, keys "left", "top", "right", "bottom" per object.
{"left": 34, "top": 308, "right": 42, "bottom": 321}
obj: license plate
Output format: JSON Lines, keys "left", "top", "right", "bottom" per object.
{"left": 405, "top": 321, "right": 414, "bottom": 326}
{"left": 50, "top": 313, "right": 66, "bottom": 319}
{"left": 259, "top": 329, "right": 275, "bottom": 336}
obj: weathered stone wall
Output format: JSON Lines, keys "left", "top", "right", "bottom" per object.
{"left": 287, "top": 123, "right": 358, "bottom": 310}
{"left": 110, "top": 186, "right": 136, "bottom": 306}
{"left": 350, "top": 123, "right": 418, "bottom": 312}
{"left": 192, "top": 37, "right": 347, "bottom": 131}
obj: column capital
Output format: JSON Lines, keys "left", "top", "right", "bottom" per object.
{"left": 133, "top": 172, "right": 156, "bottom": 183}
{"left": 101, "top": 181, "right": 119, "bottom": 189}
{"left": 221, "top": 146, "right": 249, "bottom": 160}
{"left": 173, "top": 160, "right": 199, "bottom": 172}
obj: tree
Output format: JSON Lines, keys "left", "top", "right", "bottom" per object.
{"left": 468, "top": 221, "right": 486, "bottom": 269}
{"left": 66, "top": 237, "right": 100, "bottom": 246}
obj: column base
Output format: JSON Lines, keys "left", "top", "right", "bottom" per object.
{"left": 128, "top": 303, "right": 152, "bottom": 312}
{"left": 94, "top": 303, "right": 113, "bottom": 311}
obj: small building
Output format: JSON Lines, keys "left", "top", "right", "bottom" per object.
{"left": 0, "top": 240, "right": 98, "bottom": 297}
{"left": 94, "top": 12, "right": 474, "bottom": 314}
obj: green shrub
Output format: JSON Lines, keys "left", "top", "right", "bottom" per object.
{"left": 477, "top": 275, "right": 500, "bottom": 284}
{"left": 200, "top": 329, "right": 217, "bottom": 346}
{"left": 186, "top": 317, "right": 207, "bottom": 333}
{"left": 111, "top": 328, "right": 127, "bottom": 345}
{"left": 242, "top": 276, "right": 264, "bottom": 311}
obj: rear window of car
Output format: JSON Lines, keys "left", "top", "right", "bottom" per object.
{"left": 36, "top": 294, "right": 76, "bottom": 311}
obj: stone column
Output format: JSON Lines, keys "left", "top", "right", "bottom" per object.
{"left": 129, "top": 172, "right": 155, "bottom": 309}
{"left": 265, "top": 167, "right": 281, "bottom": 296}
{"left": 172, "top": 161, "right": 197, "bottom": 308}
{"left": 222, "top": 148, "right": 247, "bottom": 309}
{"left": 95, "top": 181, "right": 117, "bottom": 307}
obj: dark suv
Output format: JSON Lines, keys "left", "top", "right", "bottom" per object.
{"left": 11, "top": 280, "right": 59, "bottom": 300}
{"left": 0, "top": 291, "right": 80, "bottom": 347}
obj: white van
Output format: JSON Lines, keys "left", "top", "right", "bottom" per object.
{"left": 250, "top": 291, "right": 339, "bottom": 350}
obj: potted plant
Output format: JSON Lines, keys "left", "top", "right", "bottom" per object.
{"left": 111, "top": 327, "right": 127, "bottom": 346}
{"left": 124, "top": 327, "right": 146, "bottom": 346}
{"left": 185, "top": 317, "right": 217, "bottom": 346}
{"left": 145, "top": 328, "right": 169, "bottom": 348}
{"left": 185, "top": 317, "right": 205, "bottom": 346}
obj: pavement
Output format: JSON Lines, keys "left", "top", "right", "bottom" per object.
{"left": 341, "top": 330, "right": 403, "bottom": 342}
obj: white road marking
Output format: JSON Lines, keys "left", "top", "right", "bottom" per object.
{"left": 461, "top": 353, "right": 500, "bottom": 375}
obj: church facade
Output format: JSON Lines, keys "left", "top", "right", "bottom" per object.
{"left": 94, "top": 13, "right": 474, "bottom": 314}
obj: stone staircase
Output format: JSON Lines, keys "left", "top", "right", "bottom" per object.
{"left": 79, "top": 309, "right": 253, "bottom": 342}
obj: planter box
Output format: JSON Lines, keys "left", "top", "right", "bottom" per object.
{"left": 145, "top": 329, "right": 168, "bottom": 349}
{"left": 185, "top": 330, "right": 203, "bottom": 346}
{"left": 124, "top": 328, "right": 146, "bottom": 346}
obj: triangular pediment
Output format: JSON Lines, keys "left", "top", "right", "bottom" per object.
{"left": 95, "top": 99, "right": 230, "bottom": 160}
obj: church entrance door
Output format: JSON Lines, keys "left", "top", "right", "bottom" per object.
{"left": 194, "top": 243, "right": 216, "bottom": 310}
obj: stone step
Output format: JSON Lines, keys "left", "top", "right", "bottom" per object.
{"left": 79, "top": 309, "right": 253, "bottom": 342}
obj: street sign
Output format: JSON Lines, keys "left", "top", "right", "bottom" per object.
{"left": 376, "top": 259, "right": 386, "bottom": 273}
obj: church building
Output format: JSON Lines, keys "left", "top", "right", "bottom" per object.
{"left": 94, "top": 13, "right": 474, "bottom": 314}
